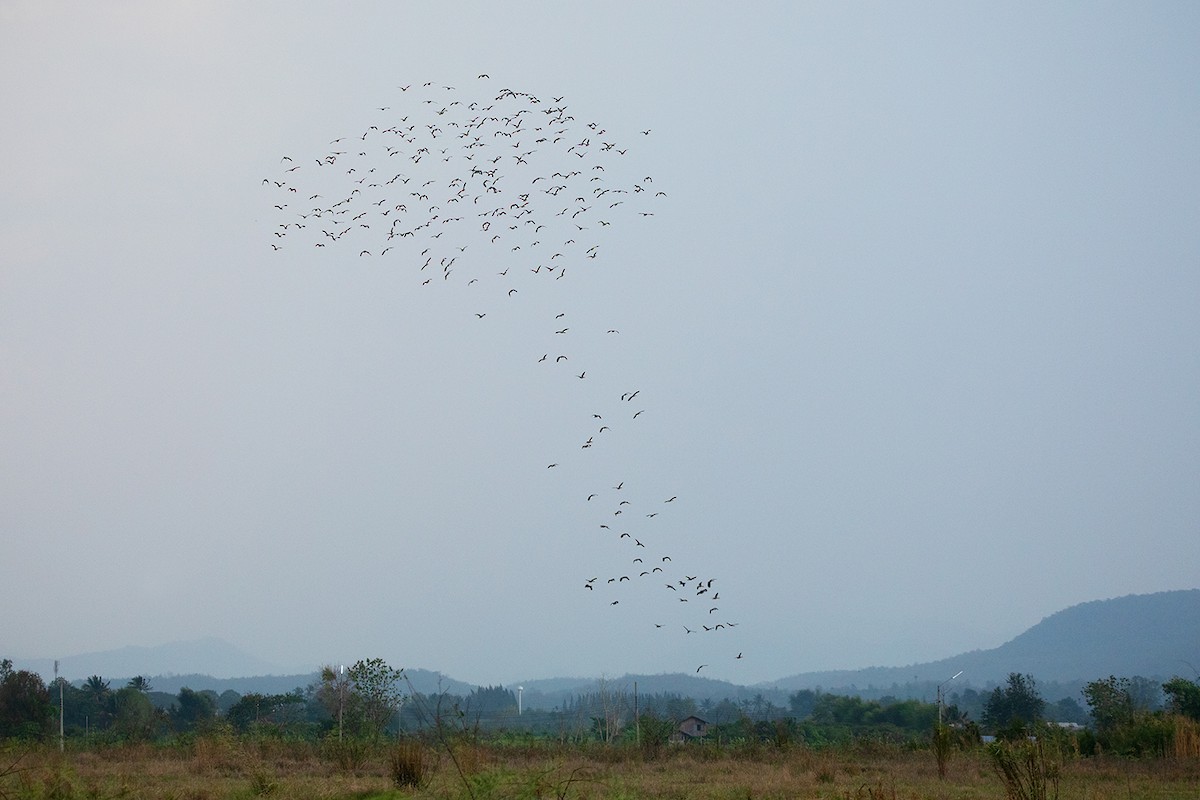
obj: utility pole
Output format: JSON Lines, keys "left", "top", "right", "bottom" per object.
{"left": 634, "top": 681, "right": 639, "bottom": 746}
{"left": 937, "top": 670, "right": 963, "bottom": 726}
{"left": 338, "top": 665, "right": 346, "bottom": 741}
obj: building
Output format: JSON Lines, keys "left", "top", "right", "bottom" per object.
{"left": 669, "top": 715, "right": 709, "bottom": 743}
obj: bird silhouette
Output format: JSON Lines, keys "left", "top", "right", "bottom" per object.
{"left": 264, "top": 80, "right": 734, "bottom": 661}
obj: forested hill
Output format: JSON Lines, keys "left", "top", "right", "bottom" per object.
{"left": 765, "top": 589, "right": 1200, "bottom": 693}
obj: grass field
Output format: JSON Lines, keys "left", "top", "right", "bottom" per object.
{"left": 3, "top": 737, "right": 1199, "bottom": 800}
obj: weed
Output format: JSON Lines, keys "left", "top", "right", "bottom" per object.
{"left": 321, "top": 736, "right": 369, "bottom": 773}
{"left": 388, "top": 740, "right": 427, "bottom": 789}
{"left": 987, "top": 738, "right": 1059, "bottom": 800}
{"left": 247, "top": 771, "right": 278, "bottom": 796}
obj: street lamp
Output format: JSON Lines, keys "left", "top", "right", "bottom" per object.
{"left": 937, "top": 670, "right": 963, "bottom": 726}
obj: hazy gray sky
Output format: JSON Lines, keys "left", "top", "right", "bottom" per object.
{"left": 3, "top": 2, "right": 1198, "bottom": 687}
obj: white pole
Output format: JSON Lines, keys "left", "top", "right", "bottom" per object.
{"left": 937, "top": 670, "right": 963, "bottom": 726}
{"left": 517, "top": 686, "right": 523, "bottom": 716}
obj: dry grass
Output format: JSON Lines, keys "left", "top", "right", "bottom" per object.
{"left": 1, "top": 739, "right": 1198, "bottom": 800}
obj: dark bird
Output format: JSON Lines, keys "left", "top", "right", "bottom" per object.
{"left": 696, "top": 665, "right": 707, "bottom": 673}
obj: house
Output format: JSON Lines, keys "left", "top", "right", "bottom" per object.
{"left": 669, "top": 715, "right": 709, "bottom": 743}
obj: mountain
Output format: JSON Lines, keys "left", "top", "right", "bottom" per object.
{"left": 14, "top": 590, "right": 1196, "bottom": 704}
{"left": 17, "top": 637, "right": 286, "bottom": 681}
{"left": 142, "top": 667, "right": 476, "bottom": 698}
{"left": 763, "top": 589, "right": 1200, "bottom": 694}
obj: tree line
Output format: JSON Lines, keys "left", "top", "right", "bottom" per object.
{"left": 2, "top": 657, "right": 1198, "bottom": 757}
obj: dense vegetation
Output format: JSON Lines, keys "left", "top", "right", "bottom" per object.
{"left": 3, "top": 658, "right": 1199, "bottom": 798}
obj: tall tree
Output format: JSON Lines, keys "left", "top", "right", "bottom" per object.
{"left": 171, "top": 687, "right": 216, "bottom": 733}
{"left": 1082, "top": 676, "right": 1135, "bottom": 734}
{"left": 111, "top": 687, "right": 157, "bottom": 741}
{"left": 0, "top": 660, "right": 53, "bottom": 740}
{"left": 981, "top": 673, "right": 1044, "bottom": 734}
{"left": 348, "top": 658, "right": 405, "bottom": 741}
{"left": 1163, "top": 676, "right": 1200, "bottom": 721}
{"left": 126, "top": 676, "right": 152, "bottom": 693}
{"left": 80, "top": 675, "right": 112, "bottom": 730}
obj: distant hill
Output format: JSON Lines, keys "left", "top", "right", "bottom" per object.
{"left": 14, "top": 590, "right": 1196, "bottom": 706}
{"left": 142, "top": 667, "right": 476, "bottom": 698}
{"left": 17, "top": 637, "right": 286, "bottom": 681}
{"left": 763, "top": 589, "right": 1200, "bottom": 694}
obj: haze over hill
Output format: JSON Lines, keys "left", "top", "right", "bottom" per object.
{"left": 14, "top": 590, "right": 1196, "bottom": 706}
{"left": 762, "top": 589, "right": 1200, "bottom": 693}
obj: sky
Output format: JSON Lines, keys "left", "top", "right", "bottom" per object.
{"left": 3, "top": 2, "right": 1199, "bottom": 688}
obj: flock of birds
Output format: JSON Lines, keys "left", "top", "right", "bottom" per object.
{"left": 264, "top": 76, "right": 742, "bottom": 673}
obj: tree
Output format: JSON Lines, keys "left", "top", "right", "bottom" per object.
{"left": 227, "top": 692, "right": 307, "bottom": 735}
{"left": 788, "top": 689, "right": 820, "bottom": 719}
{"left": 348, "top": 658, "right": 405, "bottom": 741}
{"left": 1082, "top": 676, "right": 1135, "bottom": 734}
{"left": 1083, "top": 675, "right": 1175, "bottom": 756}
{"left": 82, "top": 676, "right": 110, "bottom": 704}
{"left": 0, "top": 660, "right": 53, "bottom": 740}
{"left": 1163, "top": 676, "right": 1200, "bottom": 721}
{"left": 981, "top": 673, "right": 1044, "bottom": 735}
{"left": 111, "top": 687, "right": 157, "bottom": 741}
{"left": 171, "top": 687, "right": 216, "bottom": 733}
{"left": 126, "top": 676, "right": 152, "bottom": 693}
{"left": 314, "top": 666, "right": 353, "bottom": 739}
{"left": 79, "top": 676, "right": 112, "bottom": 731}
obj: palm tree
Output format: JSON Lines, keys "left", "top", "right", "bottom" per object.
{"left": 83, "top": 675, "right": 109, "bottom": 701}
{"left": 126, "top": 675, "right": 152, "bottom": 693}
{"left": 82, "top": 675, "right": 111, "bottom": 731}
